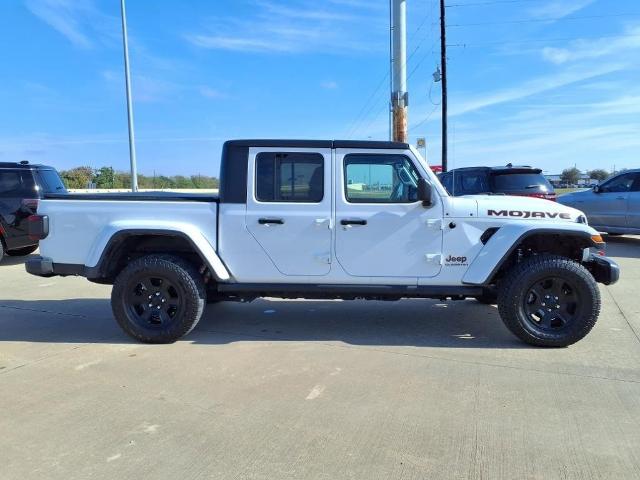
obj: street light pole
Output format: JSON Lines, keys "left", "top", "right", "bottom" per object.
{"left": 120, "top": 0, "right": 138, "bottom": 192}
{"left": 440, "top": 0, "right": 448, "bottom": 173}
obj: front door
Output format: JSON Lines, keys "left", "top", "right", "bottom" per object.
{"left": 245, "top": 148, "right": 332, "bottom": 276}
{"left": 334, "top": 150, "right": 443, "bottom": 279}
{"left": 582, "top": 172, "right": 637, "bottom": 228}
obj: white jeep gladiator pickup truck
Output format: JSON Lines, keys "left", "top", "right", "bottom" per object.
{"left": 26, "top": 139, "right": 619, "bottom": 347}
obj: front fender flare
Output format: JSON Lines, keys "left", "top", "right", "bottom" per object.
{"left": 462, "top": 222, "right": 599, "bottom": 286}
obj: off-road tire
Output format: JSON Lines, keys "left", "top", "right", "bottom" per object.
{"left": 112, "top": 255, "right": 206, "bottom": 343}
{"left": 7, "top": 245, "right": 39, "bottom": 256}
{"left": 497, "top": 254, "right": 600, "bottom": 347}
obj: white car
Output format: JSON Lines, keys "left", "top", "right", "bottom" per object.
{"left": 26, "top": 140, "right": 619, "bottom": 347}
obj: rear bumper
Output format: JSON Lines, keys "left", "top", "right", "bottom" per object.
{"left": 584, "top": 254, "right": 620, "bottom": 285}
{"left": 25, "top": 257, "right": 86, "bottom": 278}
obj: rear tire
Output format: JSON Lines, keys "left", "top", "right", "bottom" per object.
{"left": 111, "top": 255, "right": 206, "bottom": 343}
{"left": 497, "top": 254, "right": 600, "bottom": 347}
{"left": 7, "top": 245, "right": 38, "bottom": 256}
{"left": 0, "top": 241, "right": 4, "bottom": 263}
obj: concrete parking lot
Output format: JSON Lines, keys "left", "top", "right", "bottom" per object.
{"left": 1, "top": 238, "right": 640, "bottom": 480}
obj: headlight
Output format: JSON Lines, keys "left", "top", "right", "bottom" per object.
{"left": 576, "top": 215, "right": 588, "bottom": 225}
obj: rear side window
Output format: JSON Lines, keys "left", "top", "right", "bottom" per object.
{"left": 37, "top": 169, "right": 67, "bottom": 193}
{"left": 256, "top": 152, "right": 324, "bottom": 202}
{"left": 492, "top": 172, "right": 553, "bottom": 192}
{"left": 0, "top": 169, "right": 36, "bottom": 197}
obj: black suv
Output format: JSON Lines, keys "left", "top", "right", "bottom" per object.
{"left": 438, "top": 165, "right": 556, "bottom": 201}
{"left": 0, "top": 161, "right": 66, "bottom": 262}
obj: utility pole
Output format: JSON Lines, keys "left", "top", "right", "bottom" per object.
{"left": 120, "top": 0, "right": 138, "bottom": 192}
{"left": 440, "top": 0, "right": 448, "bottom": 172}
{"left": 391, "top": 0, "right": 408, "bottom": 143}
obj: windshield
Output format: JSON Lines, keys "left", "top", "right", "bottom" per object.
{"left": 37, "top": 169, "right": 67, "bottom": 193}
{"left": 491, "top": 172, "right": 553, "bottom": 193}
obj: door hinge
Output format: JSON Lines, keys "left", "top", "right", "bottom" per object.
{"left": 425, "top": 219, "right": 444, "bottom": 230}
{"left": 425, "top": 253, "right": 443, "bottom": 265}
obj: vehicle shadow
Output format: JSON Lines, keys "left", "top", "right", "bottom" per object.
{"left": 0, "top": 253, "right": 38, "bottom": 267}
{"left": 604, "top": 235, "right": 640, "bottom": 260}
{"left": 0, "top": 297, "right": 528, "bottom": 349}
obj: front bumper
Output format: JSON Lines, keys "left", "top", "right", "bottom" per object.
{"left": 584, "top": 254, "right": 620, "bottom": 285}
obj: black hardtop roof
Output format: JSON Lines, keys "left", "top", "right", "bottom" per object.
{"left": 444, "top": 165, "right": 542, "bottom": 174}
{"left": 0, "top": 161, "right": 55, "bottom": 170}
{"left": 224, "top": 139, "right": 410, "bottom": 150}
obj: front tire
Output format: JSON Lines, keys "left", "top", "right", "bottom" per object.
{"left": 112, "top": 255, "right": 206, "bottom": 343}
{"left": 0, "top": 241, "right": 4, "bottom": 263}
{"left": 497, "top": 254, "right": 600, "bottom": 347}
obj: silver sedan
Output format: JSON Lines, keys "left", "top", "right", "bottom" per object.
{"left": 558, "top": 169, "right": 640, "bottom": 235}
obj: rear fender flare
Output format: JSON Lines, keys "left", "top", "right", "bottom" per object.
{"left": 86, "top": 225, "right": 231, "bottom": 282}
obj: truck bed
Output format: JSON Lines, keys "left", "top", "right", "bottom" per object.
{"left": 44, "top": 191, "right": 219, "bottom": 202}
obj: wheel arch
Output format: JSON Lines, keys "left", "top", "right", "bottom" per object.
{"left": 86, "top": 229, "right": 231, "bottom": 284}
{"left": 463, "top": 225, "right": 600, "bottom": 286}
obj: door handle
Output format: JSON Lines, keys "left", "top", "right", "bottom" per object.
{"left": 616, "top": 196, "right": 626, "bottom": 200}
{"left": 258, "top": 218, "right": 284, "bottom": 225}
{"left": 340, "top": 219, "right": 367, "bottom": 226}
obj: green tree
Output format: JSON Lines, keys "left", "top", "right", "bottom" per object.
{"left": 59, "top": 166, "right": 94, "bottom": 189}
{"left": 561, "top": 167, "right": 581, "bottom": 185}
{"left": 588, "top": 169, "right": 609, "bottom": 182}
{"left": 94, "top": 167, "right": 116, "bottom": 188}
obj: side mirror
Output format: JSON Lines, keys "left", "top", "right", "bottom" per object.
{"left": 417, "top": 178, "right": 433, "bottom": 207}
{"left": 593, "top": 185, "right": 602, "bottom": 193}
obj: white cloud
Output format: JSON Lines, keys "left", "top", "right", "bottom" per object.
{"left": 185, "top": 1, "right": 381, "bottom": 54}
{"left": 528, "top": 0, "right": 596, "bottom": 20}
{"left": 321, "top": 81, "right": 339, "bottom": 89}
{"left": 541, "top": 26, "right": 640, "bottom": 64}
{"left": 199, "top": 86, "right": 226, "bottom": 99}
{"left": 25, "top": 0, "right": 117, "bottom": 48}
{"left": 450, "top": 63, "right": 624, "bottom": 117}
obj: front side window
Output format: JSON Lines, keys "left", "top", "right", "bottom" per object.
{"left": 255, "top": 152, "right": 324, "bottom": 203}
{"left": 459, "top": 172, "right": 490, "bottom": 194}
{"left": 344, "top": 154, "right": 420, "bottom": 203}
{"left": 600, "top": 173, "right": 637, "bottom": 193}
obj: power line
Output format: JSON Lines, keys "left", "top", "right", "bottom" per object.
{"left": 447, "top": 0, "right": 539, "bottom": 7}
{"left": 449, "top": 12, "right": 640, "bottom": 27}
{"left": 447, "top": 32, "right": 640, "bottom": 48}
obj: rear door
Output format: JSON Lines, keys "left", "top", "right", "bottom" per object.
{"left": 626, "top": 174, "right": 640, "bottom": 229}
{"left": 334, "top": 149, "right": 443, "bottom": 279}
{"left": 245, "top": 148, "right": 332, "bottom": 276}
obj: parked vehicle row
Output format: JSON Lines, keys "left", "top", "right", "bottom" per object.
{"left": 25, "top": 140, "right": 618, "bottom": 348}
{"left": 559, "top": 169, "right": 640, "bottom": 235}
{"left": 0, "top": 161, "right": 66, "bottom": 262}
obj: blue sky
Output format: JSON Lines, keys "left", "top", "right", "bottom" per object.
{"left": 0, "top": 0, "right": 638, "bottom": 176}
